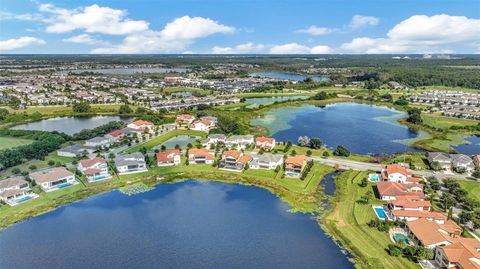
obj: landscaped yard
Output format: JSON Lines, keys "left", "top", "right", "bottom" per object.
{"left": 0, "top": 151, "right": 74, "bottom": 177}
{"left": 457, "top": 180, "right": 480, "bottom": 203}
{"left": 125, "top": 129, "right": 207, "bottom": 153}
{"left": 0, "top": 136, "right": 33, "bottom": 150}
{"left": 323, "top": 170, "right": 419, "bottom": 269}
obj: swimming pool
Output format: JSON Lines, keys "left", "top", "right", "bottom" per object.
{"left": 15, "top": 196, "right": 32, "bottom": 203}
{"left": 369, "top": 174, "right": 381, "bottom": 182}
{"left": 56, "top": 183, "right": 72, "bottom": 189}
{"left": 373, "top": 206, "right": 388, "bottom": 220}
{"left": 393, "top": 233, "right": 410, "bottom": 245}
{"left": 285, "top": 172, "right": 300, "bottom": 177}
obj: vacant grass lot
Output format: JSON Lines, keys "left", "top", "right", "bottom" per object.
{"left": 458, "top": 180, "right": 480, "bottom": 203}
{"left": 0, "top": 136, "right": 33, "bottom": 150}
{"left": 323, "top": 170, "right": 419, "bottom": 269}
{"left": 422, "top": 113, "right": 479, "bottom": 130}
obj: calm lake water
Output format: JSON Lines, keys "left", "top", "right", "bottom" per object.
{"left": 12, "top": 116, "right": 133, "bottom": 135}
{"left": 60, "top": 68, "right": 187, "bottom": 75}
{"left": 153, "top": 135, "right": 200, "bottom": 150}
{"left": 0, "top": 181, "right": 353, "bottom": 269}
{"left": 250, "top": 72, "right": 329, "bottom": 82}
{"left": 245, "top": 96, "right": 310, "bottom": 108}
{"left": 454, "top": 136, "right": 480, "bottom": 155}
{"left": 251, "top": 103, "right": 421, "bottom": 155}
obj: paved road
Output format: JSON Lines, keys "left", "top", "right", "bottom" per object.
{"left": 309, "top": 156, "right": 477, "bottom": 182}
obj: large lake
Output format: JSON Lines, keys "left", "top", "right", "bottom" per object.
{"left": 454, "top": 136, "right": 480, "bottom": 155}
{"left": 12, "top": 116, "right": 133, "bottom": 135}
{"left": 60, "top": 68, "right": 187, "bottom": 75}
{"left": 250, "top": 72, "right": 329, "bottom": 82}
{"left": 251, "top": 103, "right": 422, "bottom": 155}
{"left": 0, "top": 181, "right": 353, "bottom": 269}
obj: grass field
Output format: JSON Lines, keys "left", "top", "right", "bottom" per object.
{"left": 0, "top": 151, "right": 74, "bottom": 177}
{"left": 323, "top": 170, "right": 419, "bottom": 269}
{"left": 0, "top": 136, "right": 33, "bottom": 150}
{"left": 457, "top": 180, "right": 480, "bottom": 203}
{"left": 422, "top": 113, "right": 479, "bottom": 130}
{"left": 125, "top": 129, "right": 207, "bottom": 153}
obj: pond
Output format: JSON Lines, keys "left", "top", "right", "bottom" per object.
{"left": 454, "top": 136, "right": 480, "bottom": 155}
{"left": 250, "top": 72, "right": 329, "bottom": 82}
{"left": 59, "top": 68, "right": 187, "bottom": 75}
{"left": 245, "top": 95, "right": 310, "bottom": 108}
{"left": 251, "top": 103, "right": 421, "bottom": 155}
{"left": 153, "top": 135, "right": 200, "bottom": 150}
{"left": 320, "top": 172, "right": 338, "bottom": 196}
{"left": 12, "top": 116, "right": 133, "bottom": 135}
{"left": 0, "top": 181, "right": 353, "bottom": 269}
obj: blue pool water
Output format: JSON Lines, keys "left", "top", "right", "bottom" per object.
{"left": 0, "top": 181, "right": 354, "bottom": 269}
{"left": 56, "top": 183, "right": 72, "bottom": 189}
{"left": 393, "top": 233, "right": 410, "bottom": 245}
{"left": 15, "top": 196, "right": 32, "bottom": 203}
{"left": 374, "top": 207, "right": 388, "bottom": 220}
{"left": 285, "top": 171, "right": 300, "bottom": 177}
{"left": 369, "top": 174, "right": 381, "bottom": 182}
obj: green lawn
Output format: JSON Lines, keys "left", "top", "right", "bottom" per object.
{"left": 422, "top": 113, "right": 479, "bottom": 130}
{"left": 273, "top": 144, "right": 371, "bottom": 162}
{"left": 458, "top": 180, "right": 480, "bottom": 203}
{"left": 0, "top": 151, "right": 74, "bottom": 177}
{"left": 0, "top": 136, "right": 33, "bottom": 150}
{"left": 125, "top": 129, "right": 207, "bottom": 153}
{"left": 323, "top": 170, "right": 419, "bottom": 269}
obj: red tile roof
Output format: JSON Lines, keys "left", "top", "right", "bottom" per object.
{"left": 79, "top": 157, "right": 106, "bottom": 168}
{"left": 385, "top": 164, "right": 411, "bottom": 176}
{"left": 108, "top": 130, "right": 123, "bottom": 137}
{"left": 156, "top": 149, "right": 180, "bottom": 162}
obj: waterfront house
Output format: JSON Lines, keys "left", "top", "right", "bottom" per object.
{"left": 105, "top": 130, "right": 124, "bottom": 143}
{"left": 375, "top": 181, "right": 424, "bottom": 201}
{"left": 188, "top": 148, "right": 216, "bottom": 164}
{"left": 387, "top": 197, "right": 431, "bottom": 212}
{"left": 85, "top": 136, "right": 112, "bottom": 149}
{"left": 255, "top": 136, "right": 276, "bottom": 151}
{"left": 225, "top": 135, "right": 255, "bottom": 150}
{"left": 190, "top": 119, "right": 214, "bottom": 131}
{"left": 390, "top": 210, "right": 447, "bottom": 224}
{"left": 29, "top": 167, "right": 77, "bottom": 192}
{"left": 451, "top": 154, "right": 475, "bottom": 173}
{"left": 284, "top": 155, "right": 308, "bottom": 177}
{"left": 57, "top": 144, "right": 96, "bottom": 158}
{"left": 219, "top": 150, "right": 252, "bottom": 171}
{"left": 0, "top": 176, "right": 38, "bottom": 206}
{"left": 381, "top": 164, "right": 421, "bottom": 184}
{"left": 78, "top": 157, "right": 111, "bottom": 182}
{"left": 406, "top": 218, "right": 462, "bottom": 249}
{"left": 249, "top": 153, "right": 284, "bottom": 170}
{"left": 427, "top": 152, "right": 452, "bottom": 170}
{"left": 201, "top": 134, "right": 227, "bottom": 148}
{"left": 201, "top": 116, "right": 217, "bottom": 124}
{"left": 435, "top": 241, "right": 480, "bottom": 269}
{"left": 114, "top": 153, "right": 147, "bottom": 174}
{"left": 176, "top": 114, "right": 195, "bottom": 125}
{"left": 127, "top": 120, "right": 155, "bottom": 133}
{"left": 156, "top": 149, "right": 181, "bottom": 166}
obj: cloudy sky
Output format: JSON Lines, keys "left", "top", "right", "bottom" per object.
{"left": 0, "top": 0, "right": 479, "bottom": 54}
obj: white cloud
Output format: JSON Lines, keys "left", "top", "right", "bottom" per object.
{"left": 296, "top": 26, "right": 333, "bottom": 35}
{"left": 212, "top": 42, "right": 265, "bottom": 54}
{"left": 349, "top": 15, "right": 379, "bottom": 29}
{"left": 0, "top": 36, "right": 45, "bottom": 51}
{"left": 62, "top": 34, "right": 108, "bottom": 45}
{"left": 39, "top": 4, "right": 149, "bottom": 35}
{"left": 342, "top": 14, "right": 480, "bottom": 53}
{"left": 269, "top": 43, "right": 331, "bottom": 54}
{"left": 92, "top": 16, "right": 235, "bottom": 53}
{"left": 0, "top": 11, "right": 44, "bottom": 21}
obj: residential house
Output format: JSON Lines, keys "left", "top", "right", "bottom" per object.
{"left": 190, "top": 119, "right": 214, "bottom": 131}
{"left": 250, "top": 153, "right": 283, "bottom": 170}
{"left": 387, "top": 197, "right": 431, "bottom": 212}
{"left": 407, "top": 218, "right": 462, "bottom": 249}
{"left": 156, "top": 150, "right": 181, "bottom": 166}
{"left": 451, "top": 154, "right": 475, "bottom": 173}
{"left": 381, "top": 164, "right": 421, "bottom": 183}
{"left": 105, "top": 130, "right": 124, "bottom": 143}
{"left": 435, "top": 241, "right": 480, "bottom": 269}
{"left": 284, "top": 155, "right": 308, "bottom": 177}
{"left": 78, "top": 157, "right": 111, "bottom": 182}
{"left": 473, "top": 155, "right": 480, "bottom": 168}
{"left": 225, "top": 135, "right": 255, "bottom": 150}
{"left": 114, "top": 153, "right": 147, "bottom": 175}
{"left": 219, "top": 150, "right": 252, "bottom": 171}
{"left": 127, "top": 120, "right": 155, "bottom": 134}
{"left": 390, "top": 209, "right": 447, "bottom": 224}
{"left": 375, "top": 181, "right": 424, "bottom": 201}
{"left": 57, "top": 144, "right": 96, "bottom": 157}
{"left": 201, "top": 116, "right": 217, "bottom": 124}
{"left": 176, "top": 114, "right": 195, "bottom": 125}
{"left": 427, "top": 152, "right": 453, "bottom": 170}
{"left": 85, "top": 136, "right": 112, "bottom": 149}
{"left": 201, "top": 134, "right": 227, "bottom": 148}
{"left": 255, "top": 136, "right": 276, "bottom": 151}
{"left": 188, "top": 148, "right": 216, "bottom": 164}
{"left": 29, "top": 167, "right": 77, "bottom": 192}
{"left": 0, "top": 176, "right": 38, "bottom": 206}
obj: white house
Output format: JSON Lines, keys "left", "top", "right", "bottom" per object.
{"left": 201, "top": 134, "right": 227, "bottom": 148}
{"left": 156, "top": 149, "right": 181, "bottom": 166}
{"left": 188, "top": 148, "right": 216, "bottom": 164}
{"left": 225, "top": 135, "right": 254, "bottom": 149}
{"left": 85, "top": 136, "right": 112, "bottom": 149}
{"left": 78, "top": 157, "right": 111, "bottom": 182}
{"left": 114, "top": 153, "right": 148, "bottom": 175}
{"left": 249, "top": 153, "right": 283, "bottom": 170}
{"left": 255, "top": 137, "right": 276, "bottom": 150}
{"left": 29, "top": 167, "right": 77, "bottom": 192}
{"left": 0, "top": 176, "right": 38, "bottom": 206}
{"left": 127, "top": 120, "right": 155, "bottom": 133}
{"left": 190, "top": 119, "right": 214, "bottom": 131}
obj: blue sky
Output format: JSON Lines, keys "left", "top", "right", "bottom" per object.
{"left": 0, "top": 0, "right": 479, "bottom": 54}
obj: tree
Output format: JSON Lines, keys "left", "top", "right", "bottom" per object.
{"left": 306, "top": 150, "right": 312, "bottom": 157}
{"left": 333, "top": 145, "right": 350, "bottom": 157}
{"left": 0, "top": 108, "right": 9, "bottom": 121}
{"left": 472, "top": 170, "right": 480, "bottom": 179}
{"left": 309, "top": 137, "right": 322, "bottom": 149}
{"left": 28, "top": 164, "right": 37, "bottom": 171}
{"left": 290, "top": 149, "right": 297, "bottom": 156}
{"left": 359, "top": 190, "right": 373, "bottom": 204}
{"left": 72, "top": 102, "right": 91, "bottom": 113}
{"left": 322, "top": 151, "right": 330, "bottom": 157}
{"left": 118, "top": 104, "right": 133, "bottom": 114}
{"left": 11, "top": 167, "right": 21, "bottom": 174}
{"left": 430, "top": 161, "right": 442, "bottom": 171}
{"left": 312, "top": 91, "right": 328, "bottom": 100}
{"left": 359, "top": 178, "right": 368, "bottom": 187}
{"left": 387, "top": 244, "right": 402, "bottom": 256}
{"left": 48, "top": 160, "right": 55, "bottom": 166}
{"left": 406, "top": 108, "right": 422, "bottom": 124}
